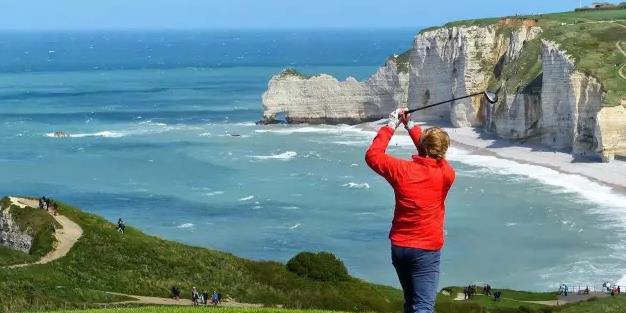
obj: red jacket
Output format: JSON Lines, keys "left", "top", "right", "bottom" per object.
{"left": 365, "top": 125, "right": 455, "bottom": 251}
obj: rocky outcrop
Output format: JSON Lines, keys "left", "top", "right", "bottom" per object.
{"left": 261, "top": 21, "right": 626, "bottom": 161}
{"left": 261, "top": 56, "right": 409, "bottom": 124}
{"left": 0, "top": 206, "right": 33, "bottom": 253}
{"left": 540, "top": 41, "right": 604, "bottom": 155}
{"left": 596, "top": 103, "right": 626, "bottom": 161}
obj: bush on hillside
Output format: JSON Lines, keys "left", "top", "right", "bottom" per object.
{"left": 286, "top": 251, "right": 349, "bottom": 282}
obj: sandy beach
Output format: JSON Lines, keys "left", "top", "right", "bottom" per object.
{"left": 361, "top": 122, "right": 626, "bottom": 195}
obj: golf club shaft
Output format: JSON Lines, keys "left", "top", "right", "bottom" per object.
{"left": 405, "top": 92, "right": 484, "bottom": 114}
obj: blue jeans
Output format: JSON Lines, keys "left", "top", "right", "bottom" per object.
{"left": 391, "top": 245, "right": 441, "bottom": 313}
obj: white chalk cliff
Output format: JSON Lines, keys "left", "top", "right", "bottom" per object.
{"left": 262, "top": 21, "right": 626, "bottom": 161}
{"left": 0, "top": 206, "right": 33, "bottom": 253}
{"left": 262, "top": 56, "right": 409, "bottom": 124}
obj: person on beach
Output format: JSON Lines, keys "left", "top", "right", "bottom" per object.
{"left": 365, "top": 108, "right": 456, "bottom": 313}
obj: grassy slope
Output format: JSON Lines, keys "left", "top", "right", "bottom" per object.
{"left": 438, "top": 9, "right": 626, "bottom": 106}
{"left": 44, "top": 308, "right": 342, "bottom": 313}
{"left": 559, "top": 295, "right": 626, "bottom": 312}
{"left": 0, "top": 197, "right": 58, "bottom": 265}
{"left": 41, "top": 295, "right": 626, "bottom": 313}
{"left": 0, "top": 200, "right": 403, "bottom": 313}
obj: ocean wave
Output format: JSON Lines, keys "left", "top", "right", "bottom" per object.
{"left": 341, "top": 182, "right": 370, "bottom": 189}
{"left": 255, "top": 124, "right": 360, "bottom": 135}
{"left": 43, "top": 123, "right": 202, "bottom": 139}
{"left": 315, "top": 124, "right": 626, "bottom": 212}
{"left": 250, "top": 151, "right": 297, "bottom": 161}
{"left": 45, "top": 131, "right": 125, "bottom": 138}
{"left": 205, "top": 191, "right": 224, "bottom": 197}
{"left": 446, "top": 147, "right": 626, "bottom": 210}
{"left": 289, "top": 223, "right": 302, "bottom": 230}
{"left": 176, "top": 223, "right": 194, "bottom": 229}
{"left": 239, "top": 195, "right": 254, "bottom": 201}
{"left": 331, "top": 140, "right": 370, "bottom": 146}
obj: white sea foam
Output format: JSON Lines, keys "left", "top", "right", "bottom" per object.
{"left": 239, "top": 195, "right": 254, "bottom": 201}
{"left": 446, "top": 147, "right": 626, "bottom": 210}
{"left": 506, "top": 222, "right": 518, "bottom": 227}
{"left": 331, "top": 140, "right": 370, "bottom": 146}
{"left": 205, "top": 191, "right": 224, "bottom": 197}
{"left": 289, "top": 223, "right": 302, "bottom": 230}
{"left": 255, "top": 125, "right": 360, "bottom": 135}
{"left": 176, "top": 223, "right": 194, "bottom": 229}
{"left": 341, "top": 182, "right": 370, "bottom": 189}
{"left": 251, "top": 151, "right": 297, "bottom": 161}
{"left": 198, "top": 132, "right": 212, "bottom": 137}
{"left": 46, "top": 131, "right": 125, "bottom": 138}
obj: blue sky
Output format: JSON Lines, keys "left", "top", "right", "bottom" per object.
{"left": 0, "top": 0, "right": 599, "bottom": 30}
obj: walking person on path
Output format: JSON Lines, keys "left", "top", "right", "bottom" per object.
{"left": 365, "top": 108, "right": 456, "bottom": 313}
{"left": 117, "top": 218, "right": 125, "bottom": 233}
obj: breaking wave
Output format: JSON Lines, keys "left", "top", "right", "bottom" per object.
{"left": 239, "top": 195, "right": 255, "bottom": 201}
{"left": 46, "top": 131, "right": 125, "bottom": 138}
{"left": 250, "top": 151, "right": 297, "bottom": 161}
{"left": 341, "top": 182, "right": 370, "bottom": 189}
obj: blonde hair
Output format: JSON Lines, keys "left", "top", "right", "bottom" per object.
{"left": 419, "top": 127, "right": 450, "bottom": 160}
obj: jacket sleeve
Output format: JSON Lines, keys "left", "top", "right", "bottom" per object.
{"left": 407, "top": 124, "right": 422, "bottom": 151}
{"left": 443, "top": 161, "right": 456, "bottom": 193}
{"left": 365, "top": 126, "right": 404, "bottom": 183}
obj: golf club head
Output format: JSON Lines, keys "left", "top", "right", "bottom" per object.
{"left": 484, "top": 91, "right": 498, "bottom": 104}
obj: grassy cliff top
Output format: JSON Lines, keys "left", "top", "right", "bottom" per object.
{"left": 0, "top": 198, "right": 403, "bottom": 313}
{"left": 423, "top": 9, "right": 626, "bottom": 106}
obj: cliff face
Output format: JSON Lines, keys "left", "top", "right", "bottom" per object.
{"left": 0, "top": 206, "right": 33, "bottom": 253}
{"left": 261, "top": 22, "right": 626, "bottom": 161}
{"left": 261, "top": 57, "right": 409, "bottom": 124}
{"left": 407, "top": 25, "right": 542, "bottom": 128}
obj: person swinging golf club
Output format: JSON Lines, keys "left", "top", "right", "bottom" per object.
{"left": 365, "top": 108, "right": 456, "bottom": 313}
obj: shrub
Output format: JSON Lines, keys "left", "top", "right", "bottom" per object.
{"left": 286, "top": 251, "right": 349, "bottom": 282}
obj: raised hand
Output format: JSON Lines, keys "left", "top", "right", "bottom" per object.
{"left": 387, "top": 108, "right": 408, "bottom": 129}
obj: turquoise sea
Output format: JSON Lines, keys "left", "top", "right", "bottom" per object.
{"left": 1, "top": 30, "right": 626, "bottom": 291}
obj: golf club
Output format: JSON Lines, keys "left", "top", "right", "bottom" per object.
{"left": 404, "top": 90, "right": 499, "bottom": 115}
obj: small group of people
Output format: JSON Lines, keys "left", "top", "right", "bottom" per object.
{"left": 461, "top": 283, "right": 496, "bottom": 301}
{"left": 190, "top": 287, "right": 221, "bottom": 306}
{"left": 558, "top": 284, "right": 569, "bottom": 296}
{"left": 482, "top": 284, "right": 492, "bottom": 296}
{"left": 38, "top": 196, "right": 58, "bottom": 215}
{"left": 463, "top": 285, "right": 477, "bottom": 300}
{"left": 603, "top": 282, "right": 622, "bottom": 296}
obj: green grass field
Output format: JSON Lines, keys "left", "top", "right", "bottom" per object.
{"left": 41, "top": 308, "right": 341, "bottom": 313}
{"left": 37, "top": 294, "right": 626, "bottom": 313}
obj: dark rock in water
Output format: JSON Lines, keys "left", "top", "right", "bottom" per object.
{"left": 52, "top": 131, "right": 70, "bottom": 138}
